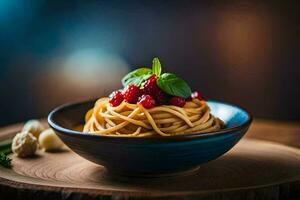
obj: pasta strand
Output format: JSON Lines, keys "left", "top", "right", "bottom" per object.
{"left": 83, "top": 98, "right": 224, "bottom": 137}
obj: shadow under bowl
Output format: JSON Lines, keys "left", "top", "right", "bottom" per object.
{"left": 48, "top": 100, "right": 252, "bottom": 177}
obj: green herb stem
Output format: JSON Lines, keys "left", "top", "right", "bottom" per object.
{"left": 0, "top": 140, "right": 12, "bottom": 168}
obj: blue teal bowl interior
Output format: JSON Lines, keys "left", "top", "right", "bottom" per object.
{"left": 48, "top": 100, "right": 252, "bottom": 177}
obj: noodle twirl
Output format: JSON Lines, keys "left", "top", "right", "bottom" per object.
{"left": 83, "top": 57, "right": 224, "bottom": 137}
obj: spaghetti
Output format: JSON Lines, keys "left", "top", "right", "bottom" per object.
{"left": 83, "top": 97, "right": 224, "bottom": 137}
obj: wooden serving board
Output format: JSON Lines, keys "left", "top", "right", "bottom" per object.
{"left": 0, "top": 120, "right": 300, "bottom": 200}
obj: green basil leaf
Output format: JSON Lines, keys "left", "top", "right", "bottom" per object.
{"left": 123, "top": 77, "right": 140, "bottom": 86}
{"left": 136, "top": 73, "right": 153, "bottom": 86}
{"left": 152, "top": 57, "right": 161, "bottom": 76}
{"left": 122, "top": 68, "right": 152, "bottom": 87}
{"left": 157, "top": 73, "right": 192, "bottom": 98}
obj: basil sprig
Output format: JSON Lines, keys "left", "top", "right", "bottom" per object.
{"left": 157, "top": 73, "right": 191, "bottom": 98}
{"left": 121, "top": 57, "right": 192, "bottom": 98}
{"left": 152, "top": 57, "right": 161, "bottom": 76}
{"left": 122, "top": 68, "right": 152, "bottom": 87}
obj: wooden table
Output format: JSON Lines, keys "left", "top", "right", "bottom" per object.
{"left": 0, "top": 119, "right": 300, "bottom": 200}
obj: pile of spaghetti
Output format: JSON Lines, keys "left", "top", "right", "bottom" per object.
{"left": 83, "top": 57, "right": 224, "bottom": 137}
{"left": 83, "top": 98, "right": 224, "bottom": 137}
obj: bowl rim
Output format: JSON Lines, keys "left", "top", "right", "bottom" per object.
{"left": 48, "top": 99, "right": 252, "bottom": 141}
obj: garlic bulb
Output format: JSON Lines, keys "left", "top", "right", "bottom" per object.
{"left": 22, "top": 120, "right": 45, "bottom": 138}
{"left": 12, "top": 131, "right": 38, "bottom": 157}
{"left": 39, "top": 129, "right": 64, "bottom": 151}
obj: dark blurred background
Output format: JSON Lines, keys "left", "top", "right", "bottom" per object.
{"left": 0, "top": 0, "right": 299, "bottom": 126}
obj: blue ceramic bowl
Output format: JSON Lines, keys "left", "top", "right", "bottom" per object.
{"left": 48, "top": 100, "right": 252, "bottom": 177}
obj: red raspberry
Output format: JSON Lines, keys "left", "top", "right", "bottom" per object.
{"left": 143, "top": 75, "right": 168, "bottom": 104}
{"left": 138, "top": 95, "right": 156, "bottom": 109}
{"left": 191, "top": 91, "right": 203, "bottom": 100}
{"left": 155, "top": 90, "right": 169, "bottom": 105}
{"left": 109, "top": 90, "right": 124, "bottom": 106}
{"left": 169, "top": 96, "right": 186, "bottom": 107}
{"left": 122, "top": 84, "right": 143, "bottom": 104}
{"left": 143, "top": 75, "right": 157, "bottom": 94}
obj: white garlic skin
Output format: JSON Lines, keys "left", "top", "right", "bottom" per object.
{"left": 39, "top": 129, "right": 64, "bottom": 151}
{"left": 12, "top": 131, "right": 38, "bottom": 158}
{"left": 22, "top": 119, "right": 45, "bottom": 138}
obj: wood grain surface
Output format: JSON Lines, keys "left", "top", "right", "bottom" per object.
{"left": 0, "top": 119, "right": 300, "bottom": 200}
